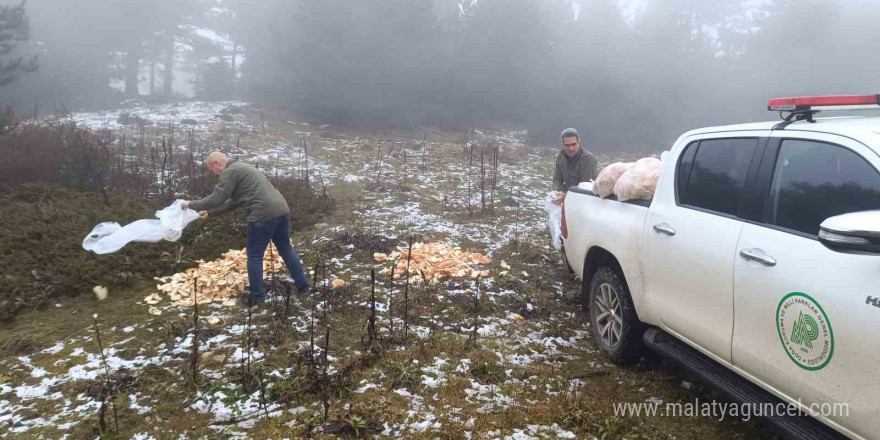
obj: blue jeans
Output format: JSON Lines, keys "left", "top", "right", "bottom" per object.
{"left": 246, "top": 214, "right": 308, "bottom": 299}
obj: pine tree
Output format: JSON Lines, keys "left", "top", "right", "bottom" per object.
{"left": 0, "top": 1, "right": 38, "bottom": 87}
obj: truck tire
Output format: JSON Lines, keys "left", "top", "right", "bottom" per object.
{"left": 587, "top": 266, "right": 644, "bottom": 365}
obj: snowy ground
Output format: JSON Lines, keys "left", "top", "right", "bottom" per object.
{"left": 0, "top": 102, "right": 769, "bottom": 440}
{"left": 61, "top": 100, "right": 252, "bottom": 132}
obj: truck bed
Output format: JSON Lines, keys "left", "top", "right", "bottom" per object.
{"left": 568, "top": 186, "right": 652, "bottom": 208}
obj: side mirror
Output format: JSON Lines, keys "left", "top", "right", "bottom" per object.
{"left": 818, "top": 210, "right": 880, "bottom": 254}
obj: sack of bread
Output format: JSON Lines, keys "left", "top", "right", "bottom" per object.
{"left": 613, "top": 157, "right": 662, "bottom": 201}
{"left": 594, "top": 162, "right": 633, "bottom": 198}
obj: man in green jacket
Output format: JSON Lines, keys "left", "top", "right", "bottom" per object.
{"left": 552, "top": 128, "right": 597, "bottom": 205}
{"left": 183, "top": 151, "right": 309, "bottom": 304}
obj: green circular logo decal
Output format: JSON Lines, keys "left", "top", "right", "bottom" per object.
{"left": 776, "top": 292, "right": 834, "bottom": 371}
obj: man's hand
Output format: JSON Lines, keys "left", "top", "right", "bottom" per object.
{"left": 181, "top": 200, "right": 191, "bottom": 210}
{"left": 552, "top": 192, "right": 566, "bottom": 205}
{"left": 198, "top": 211, "right": 209, "bottom": 219}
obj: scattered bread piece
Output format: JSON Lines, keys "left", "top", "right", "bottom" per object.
{"left": 470, "top": 253, "right": 491, "bottom": 265}
{"left": 151, "top": 247, "right": 286, "bottom": 308}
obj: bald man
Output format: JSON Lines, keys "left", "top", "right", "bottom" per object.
{"left": 182, "top": 152, "right": 309, "bottom": 304}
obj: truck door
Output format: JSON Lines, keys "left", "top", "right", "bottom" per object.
{"left": 733, "top": 133, "right": 880, "bottom": 438}
{"left": 645, "top": 135, "right": 762, "bottom": 363}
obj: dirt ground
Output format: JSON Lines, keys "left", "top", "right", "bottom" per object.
{"left": 0, "top": 103, "right": 779, "bottom": 439}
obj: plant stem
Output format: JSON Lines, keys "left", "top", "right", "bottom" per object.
{"left": 191, "top": 272, "right": 200, "bottom": 385}
{"left": 404, "top": 236, "right": 413, "bottom": 343}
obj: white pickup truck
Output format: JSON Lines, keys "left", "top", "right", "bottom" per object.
{"left": 562, "top": 95, "right": 880, "bottom": 440}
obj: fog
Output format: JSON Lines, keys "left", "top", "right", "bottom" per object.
{"left": 2, "top": 0, "right": 880, "bottom": 150}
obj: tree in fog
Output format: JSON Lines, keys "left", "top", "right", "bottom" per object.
{"left": 452, "top": 0, "right": 566, "bottom": 122}
{"left": 202, "top": 4, "right": 243, "bottom": 97}
{"left": 109, "top": 0, "right": 207, "bottom": 98}
{"left": 187, "top": 29, "right": 235, "bottom": 101}
{"left": 532, "top": 0, "right": 631, "bottom": 144}
{"left": 193, "top": 60, "right": 232, "bottom": 100}
{"left": 4, "top": 0, "right": 880, "bottom": 150}
{"left": 225, "top": 0, "right": 299, "bottom": 104}
{"left": 0, "top": 1, "right": 37, "bottom": 87}
{"left": 1, "top": 0, "right": 208, "bottom": 105}
{"left": 278, "top": 0, "right": 451, "bottom": 124}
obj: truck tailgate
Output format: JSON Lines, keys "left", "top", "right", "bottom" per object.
{"left": 563, "top": 185, "right": 651, "bottom": 312}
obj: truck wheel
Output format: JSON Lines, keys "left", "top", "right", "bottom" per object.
{"left": 587, "top": 266, "right": 644, "bottom": 365}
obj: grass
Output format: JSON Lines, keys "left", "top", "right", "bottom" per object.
{"left": 0, "top": 178, "right": 329, "bottom": 321}
{"left": 387, "top": 361, "right": 424, "bottom": 390}
{"left": 469, "top": 361, "right": 506, "bottom": 384}
{"left": 0, "top": 105, "right": 779, "bottom": 440}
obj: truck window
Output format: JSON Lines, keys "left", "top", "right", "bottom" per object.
{"left": 676, "top": 141, "right": 699, "bottom": 202}
{"left": 767, "top": 139, "right": 880, "bottom": 236}
{"left": 681, "top": 138, "right": 758, "bottom": 216}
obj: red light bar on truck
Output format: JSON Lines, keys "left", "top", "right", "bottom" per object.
{"left": 768, "top": 94, "right": 880, "bottom": 111}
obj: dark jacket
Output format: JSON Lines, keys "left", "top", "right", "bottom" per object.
{"left": 552, "top": 148, "right": 598, "bottom": 192}
{"left": 190, "top": 161, "right": 289, "bottom": 223}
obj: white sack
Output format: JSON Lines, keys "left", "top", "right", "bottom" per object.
{"left": 613, "top": 157, "right": 662, "bottom": 201}
{"left": 594, "top": 162, "right": 633, "bottom": 198}
{"left": 83, "top": 200, "right": 200, "bottom": 254}
{"left": 544, "top": 192, "right": 564, "bottom": 250}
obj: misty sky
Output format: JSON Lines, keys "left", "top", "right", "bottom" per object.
{"left": 2, "top": 0, "right": 879, "bottom": 150}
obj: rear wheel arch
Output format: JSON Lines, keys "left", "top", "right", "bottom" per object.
{"left": 582, "top": 247, "right": 619, "bottom": 288}
{"left": 583, "top": 248, "right": 647, "bottom": 364}
{"left": 582, "top": 247, "right": 641, "bottom": 321}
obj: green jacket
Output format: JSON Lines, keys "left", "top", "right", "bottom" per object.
{"left": 190, "top": 161, "right": 289, "bottom": 223}
{"left": 553, "top": 148, "right": 598, "bottom": 192}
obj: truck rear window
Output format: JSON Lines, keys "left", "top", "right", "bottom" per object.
{"left": 680, "top": 138, "right": 759, "bottom": 217}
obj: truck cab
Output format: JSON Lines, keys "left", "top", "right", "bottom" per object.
{"left": 562, "top": 95, "right": 880, "bottom": 440}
